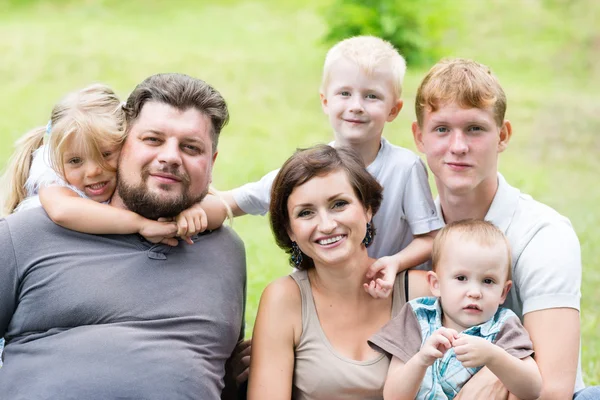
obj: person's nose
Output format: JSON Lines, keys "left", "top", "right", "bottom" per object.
{"left": 449, "top": 130, "right": 468, "bottom": 155}
{"left": 466, "top": 283, "right": 482, "bottom": 299}
{"left": 348, "top": 95, "right": 364, "bottom": 114}
{"left": 85, "top": 161, "right": 103, "bottom": 179}
{"left": 157, "top": 139, "right": 182, "bottom": 167}
{"left": 317, "top": 211, "right": 337, "bottom": 233}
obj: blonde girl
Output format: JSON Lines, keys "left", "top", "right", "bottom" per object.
{"left": 1, "top": 83, "right": 220, "bottom": 244}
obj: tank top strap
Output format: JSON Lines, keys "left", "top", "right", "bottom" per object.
{"left": 289, "top": 269, "right": 315, "bottom": 336}
{"left": 391, "top": 270, "right": 408, "bottom": 317}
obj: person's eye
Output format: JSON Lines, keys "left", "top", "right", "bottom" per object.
{"left": 102, "top": 151, "right": 112, "bottom": 158}
{"left": 67, "top": 157, "right": 82, "bottom": 165}
{"left": 456, "top": 276, "right": 467, "bottom": 282}
{"left": 366, "top": 93, "right": 378, "bottom": 99}
{"left": 483, "top": 278, "right": 495, "bottom": 285}
{"left": 340, "top": 91, "right": 351, "bottom": 97}
{"left": 297, "top": 209, "right": 312, "bottom": 218}
{"left": 332, "top": 200, "right": 348, "bottom": 209}
{"left": 183, "top": 144, "right": 200, "bottom": 154}
{"left": 435, "top": 127, "right": 449, "bottom": 134}
{"left": 143, "top": 136, "right": 161, "bottom": 144}
{"left": 468, "top": 126, "right": 483, "bottom": 133}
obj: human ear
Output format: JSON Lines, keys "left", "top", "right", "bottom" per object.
{"left": 427, "top": 271, "right": 441, "bottom": 297}
{"left": 366, "top": 206, "right": 373, "bottom": 222}
{"left": 386, "top": 99, "right": 404, "bottom": 122}
{"left": 500, "top": 280, "right": 512, "bottom": 303}
{"left": 320, "top": 92, "right": 328, "bottom": 115}
{"left": 497, "top": 120, "right": 512, "bottom": 153}
{"left": 412, "top": 121, "right": 425, "bottom": 153}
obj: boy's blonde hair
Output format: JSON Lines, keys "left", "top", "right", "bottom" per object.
{"left": 1, "top": 84, "right": 126, "bottom": 216}
{"left": 432, "top": 219, "right": 512, "bottom": 281}
{"left": 415, "top": 58, "right": 507, "bottom": 127}
{"left": 321, "top": 36, "right": 406, "bottom": 99}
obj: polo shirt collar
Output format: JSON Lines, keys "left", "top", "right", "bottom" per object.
{"left": 434, "top": 173, "right": 520, "bottom": 234}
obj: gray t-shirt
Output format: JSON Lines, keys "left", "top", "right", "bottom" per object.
{"left": 0, "top": 207, "right": 246, "bottom": 400}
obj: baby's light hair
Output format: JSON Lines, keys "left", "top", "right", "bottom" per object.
{"left": 1, "top": 84, "right": 126, "bottom": 216}
{"left": 321, "top": 36, "right": 406, "bottom": 99}
{"left": 415, "top": 58, "right": 507, "bottom": 127}
{"left": 432, "top": 219, "right": 512, "bottom": 281}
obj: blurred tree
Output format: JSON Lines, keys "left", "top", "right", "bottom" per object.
{"left": 322, "top": 0, "right": 453, "bottom": 66}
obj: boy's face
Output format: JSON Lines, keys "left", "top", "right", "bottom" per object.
{"left": 413, "top": 102, "right": 511, "bottom": 198}
{"left": 428, "top": 234, "right": 512, "bottom": 332}
{"left": 320, "top": 58, "right": 403, "bottom": 147}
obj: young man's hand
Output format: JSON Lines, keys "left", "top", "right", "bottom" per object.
{"left": 176, "top": 203, "right": 209, "bottom": 244}
{"left": 453, "top": 334, "right": 494, "bottom": 368}
{"left": 363, "top": 256, "right": 400, "bottom": 298}
{"left": 417, "top": 327, "right": 458, "bottom": 366}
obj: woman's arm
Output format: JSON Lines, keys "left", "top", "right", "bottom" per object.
{"left": 248, "top": 277, "right": 301, "bottom": 400}
{"left": 39, "top": 186, "right": 178, "bottom": 244}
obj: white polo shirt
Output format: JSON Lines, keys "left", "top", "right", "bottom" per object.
{"left": 231, "top": 138, "right": 443, "bottom": 259}
{"left": 436, "top": 173, "right": 584, "bottom": 391}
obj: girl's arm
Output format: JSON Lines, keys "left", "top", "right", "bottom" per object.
{"left": 39, "top": 186, "right": 178, "bottom": 244}
{"left": 247, "top": 276, "right": 300, "bottom": 400}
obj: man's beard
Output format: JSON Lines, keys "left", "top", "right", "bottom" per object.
{"left": 116, "top": 165, "right": 208, "bottom": 220}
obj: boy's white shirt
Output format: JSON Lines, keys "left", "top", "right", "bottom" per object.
{"left": 435, "top": 172, "right": 584, "bottom": 392}
{"left": 231, "top": 138, "right": 443, "bottom": 259}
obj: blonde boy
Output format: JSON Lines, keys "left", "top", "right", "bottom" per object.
{"left": 215, "top": 36, "right": 442, "bottom": 287}
{"left": 371, "top": 220, "right": 542, "bottom": 400}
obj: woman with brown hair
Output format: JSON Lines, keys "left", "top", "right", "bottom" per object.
{"left": 248, "top": 144, "right": 430, "bottom": 400}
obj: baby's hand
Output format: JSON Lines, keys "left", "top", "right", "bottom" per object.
{"left": 176, "top": 203, "right": 209, "bottom": 244}
{"left": 363, "top": 256, "right": 398, "bottom": 298}
{"left": 418, "top": 327, "right": 458, "bottom": 366}
{"left": 139, "top": 219, "right": 178, "bottom": 246}
{"left": 453, "top": 334, "right": 494, "bottom": 368}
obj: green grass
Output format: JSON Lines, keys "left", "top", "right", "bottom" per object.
{"left": 1, "top": 0, "right": 599, "bottom": 385}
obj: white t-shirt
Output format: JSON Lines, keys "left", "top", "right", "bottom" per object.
{"left": 435, "top": 173, "right": 584, "bottom": 391}
{"left": 231, "top": 138, "right": 443, "bottom": 259}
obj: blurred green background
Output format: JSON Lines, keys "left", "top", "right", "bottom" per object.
{"left": 1, "top": 0, "right": 598, "bottom": 385}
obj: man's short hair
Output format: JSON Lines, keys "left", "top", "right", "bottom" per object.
{"left": 123, "top": 73, "right": 229, "bottom": 152}
{"left": 432, "top": 219, "right": 512, "bottom": 281}
{"left": 415, "top": 58, "right": 507, "bottom": 127}
{"left": 320, "top": 36, "right": 406, "bottom": 99}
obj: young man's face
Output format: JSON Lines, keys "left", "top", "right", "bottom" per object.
{"left": 320, "top": 58, "right": 403, "bottom": 147}
{"left": 428, "top": 234, "right": 512, "bottom": 332}
{"left": 114, "top": 101, "right": 218, "bottom": 219}
{"left": 413, "top": 102, "right": 511, "bottom": 198}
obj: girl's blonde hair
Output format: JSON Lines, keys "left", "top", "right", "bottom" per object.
{"left": 1, "top": 84, "right": 126, "bottom": 216}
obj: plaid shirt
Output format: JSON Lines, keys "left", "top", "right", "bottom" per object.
{"left": 410, "top": 297, "right": 517, "bottom": 400}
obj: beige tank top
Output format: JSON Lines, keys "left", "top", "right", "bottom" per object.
{"left": 290, "top": 269, "right": 407, "bottom": 400}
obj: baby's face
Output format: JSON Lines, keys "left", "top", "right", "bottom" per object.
{"left": 431, "top": 235, "right": 511, "bottom": 332}
{"left": 62, "top": 139, "right": 120, "bottom": 203}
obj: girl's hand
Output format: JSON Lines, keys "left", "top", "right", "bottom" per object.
{"left": 176, "top": 203, "right": 209, "bottom": 244}
{"left": 418, "top": 327, "right": 458, "bottom": 366}
{"left": 139, "top": 219, "right": 178, "bottom": 246}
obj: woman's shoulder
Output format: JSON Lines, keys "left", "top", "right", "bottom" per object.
{"left": 261, "top": 274, "right": 302, "bottom": 311}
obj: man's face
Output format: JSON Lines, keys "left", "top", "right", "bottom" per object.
{"left": 114, "top": 101, "right": 217, "bottom": 219}
{"left": 412, "top": 101, "right": 511, "bottom": 198}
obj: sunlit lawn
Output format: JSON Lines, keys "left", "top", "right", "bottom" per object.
{"left": 1, "top": 0, "right": 598, "bottom": 385}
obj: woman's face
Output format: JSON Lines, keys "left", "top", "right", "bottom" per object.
{"left": 286, "top": 169, "right": 372, "bottom": 269}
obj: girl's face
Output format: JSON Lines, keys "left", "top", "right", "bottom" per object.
{"left": 62, "top": 138, "right": 120, "bottom": 203}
